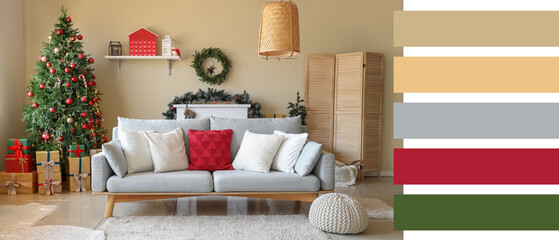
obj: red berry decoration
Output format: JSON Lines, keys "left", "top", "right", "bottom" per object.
{"left": 77, "top": 34, "right": 83, "bottom": 40}
{"left": 46, "top": 62, "right": 51, "bottom": 67}
{"left": 66, "top": 16, "right": 71, "bottom": 22}
{"left": 93, "top": 97, "right": 99, "bottom": 103}
{"left": 82, "top": 124, "right": 88, "bottom": 130}
{"left": 88, "top": 101, "right": 94, "bottom": 106}
{"left": 72, "top": 128, "right": 76, "bottom": 132}
{"left": 81, "top": 112, "right": 87, "bottom": 117}
{"left": 88, "top": 58, "right": 94, "bottom": 63}
{"left": 97, "top": 112, "right": 102, "bottom": 117}
{"left": 65, "top": 82, "right": 70, "bottom": 87}
{"left": 32, "top": 103, "right": 38, "bottom": 108}
{"left": 87, "top": 81, "right": 94, "bottom": 86}
{"left": 70, "top": 36, "right": 76, "bottom": 42}
{"left": 92, "top": 75, "right": 96, "bottom": 79}
{"left": 71, "top": 76, "right": 77, "bottom": 82}
{"left": 56, "top": 29, "right": 63, "bottom": 35}
{"left": 81, "top": 96, "right": 87, "bottom": 102}
{"left": 49, "top": 107, "right": 56, "bottom": 113}
{"left": 58, "top": 136, "right": 64, "bottom": 141}
{"left": 39, "top": 83, "right": 45, "bottom": 89}
{"left": 70, "top": 63, "right": 76, "bottom": 68}
{"left": 27, "top": 91, "right": 34, "bottom": 97}
{"left": 50, "top": 68, "right": 56, "bottom": 74}
{"left": 65, "top": 98, "right": 73, "bottom": 105}
{"left": 78, "top": 53, "right": 84, "bottom": 59}
{"left": 64, "top": 67, "right": 70, "bottom": 73}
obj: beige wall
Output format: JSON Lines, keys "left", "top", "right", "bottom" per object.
{"left": 0, "top": 0, "right": 25, "bottom": 171}
{"left": 23, "top": 0, "right": 402, "bottom": 172}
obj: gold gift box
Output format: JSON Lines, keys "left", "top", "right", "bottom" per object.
{"left": 0, "top": 171, "right": 37, "bottom": 194}
{"left": 89, "top": 149, "right": 102, "bottom": 157}
{"left": 64, "top": 156, "right": 91, "bottom": 192}
{"left": 38, "top": 172, "right": 62, "bottom": 194}
{"left": 36, "top": 151, "right": 61, "bottom": 173}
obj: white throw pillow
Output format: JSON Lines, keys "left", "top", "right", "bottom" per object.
{"left": 233, "top": 130, "right": 284, "bottom": 173}
{"left": 272, "top": 130, "right": 308, "bottom": 173}
{"left": 143, "top": 128, "right": 189, "bottom": 173}
{"left": 118, "top": 128, "right": 154, "bottom": 174}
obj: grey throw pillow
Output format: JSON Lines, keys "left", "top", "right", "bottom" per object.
{"left": 294, "top": 141, "right": 322, "bottom": 176}
{"left": 102, "top": 139, "right": 128, "bottom": 177}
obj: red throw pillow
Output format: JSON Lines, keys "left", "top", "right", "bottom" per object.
{"left": 188, "top": 129, "right": 234, "bottom": 171}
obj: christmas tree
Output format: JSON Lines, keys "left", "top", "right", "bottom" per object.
{"left": 22, "top": 7, "right": 107, "bottom": 161}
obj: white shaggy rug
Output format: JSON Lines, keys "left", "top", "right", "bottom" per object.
{"left": 0, "top": 203, "right": 104, "bottom": 240}
{"left": 99, "top": 215, "right": 331, "bottom": 240}
{"left": 335, "top": 161, "right": 358, "bottom": 187}
{"left": 355, "top": 197, "right": 394, "bottom": 221}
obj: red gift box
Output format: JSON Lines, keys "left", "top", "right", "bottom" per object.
{"left": 5, "top": 154, "right": 33, "bottom": 173}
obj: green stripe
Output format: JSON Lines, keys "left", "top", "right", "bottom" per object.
{"left": 394, "top": 195, "right": 559, "bottom": 230}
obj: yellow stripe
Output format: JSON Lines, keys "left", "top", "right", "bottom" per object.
{"left": 394, "top": 11, "right": 559, "bottom": 47}
{"left": 394, "top": 57, "right": 559, "bottom": 93}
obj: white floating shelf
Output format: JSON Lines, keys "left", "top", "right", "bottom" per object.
{"left": 104, "top": 55, "right": 181, "bottom": 76}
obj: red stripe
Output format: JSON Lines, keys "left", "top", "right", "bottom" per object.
{"left": 394, "top": 149, "right": 559, "bottom": 184}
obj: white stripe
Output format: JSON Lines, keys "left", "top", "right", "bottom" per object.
{"left": 404, "top": 185, "right": 559, "bottom": 195}
{"left": 403, "top": 93, "right": 559, "bottom": 103}
{"left": 403, "top": 47, "right": 559, "bottom": 57}
{"left": 403, "top": 139, "right": 559, "bottom": 148}
{"left": 404, "top": 231, "right": 559, "bottom": 240}
{"left": 403, "top": 0, "right": 559, "bottom": 11}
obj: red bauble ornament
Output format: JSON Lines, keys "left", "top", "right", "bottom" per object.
{"left": 64, "top": 67, "right": 70, "bottom": 73}
{"left": 65, "top": 98, "right": 73, "bottom": 105}
{"left": 82, "top": 124, "right": 88, "bottom": 130}
{"left": 70, "top": 63, "right": 76, "bottom": 68}
{"left": 77, "top": 34, "right": 83, "bottom": 40}
{"left": 39, "top": 83, "right": 45, "bottom": 89}
{"left": 93, "top": 97, "right": 99, "bottom": 103}
{"left": 97, "top": 132, "right": 101, "bottom": 136}
{"left": 92, "top": 75, "right": 96, "bottom": 79}
{"left": 58, "top": 136, "right": 64, "bottom": 141}
{"left": 87, "top": 81, "right": 94, "bottom": 86}
{"left": 80, "top": 96, "right": 87, "bottom": 102}
{"left": 27, "top": 91, "right": 34, "bottom": 97}
{"left": 41, "top": 56, "right": 47, "bottom": 62}
{"left": 56, "top": 29, "right": 63, "bottom": 35}
{"left": 88, "top": 101, "right": 94, "bottom": 106}
{"left": 70, "top": 36, "right": 76, "bottom": 42}
{"left": 32, "top": 103, "right": 38, "bottom": 108}
{"left": 94, "top": 144, "right": 98, "bottom": 148}
{"left": 97, "top": 112, "right": 102, "bottom": 117}
{"left": 95, "top": 119, "right": 99, "bottom": 125}
{"left": 42, "top": 133, "right": 51, "bottom": 141}
{"left": 38, "top": 56, "right": 42, "bottom": 61}
{"left": 49, "top": 107, "right": 56, "bottom": 113}
{"left": 65, "top": 82, "right": 71, "bottom": 87}
{"left": 80, "top": 112, "right": 87, "bottom": 117}
{"left": 46, "top": 62, "right": 51, "bottom": 67}
{"left": 71, "top": 128, "right": 76, "bottom": 132}
{"left": 71, "top": 76, "right": 77, "bottom": 82}
{"left": 103, "top": 137, "right": 108, "bottom": 142}
{"left": 88, "top": 58, "right": 94, "bottom": 63}
{"left": 66, "top": 16, "right": 71, "bottom": 22}
{"left": 50, "top": 68, "right": 56, "bottom": 74}
{"left": 78, "top": 53, "right": 84, "bottom": 59}
{"left": 93, "top": 81, "right": 97, "bottom": 86}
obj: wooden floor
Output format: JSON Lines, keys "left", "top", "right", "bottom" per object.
{"left": 0, "top": 177, "right": 403, "bottom": 240}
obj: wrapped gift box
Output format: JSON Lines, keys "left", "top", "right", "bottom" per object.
{"left": 38, "top": 172, "right": 62, "bottom": 195}
{"left": 89, "top": 149, "right": 102, "bottom": 157}
{"left": 65, "top": 156, "right": 91, "bottom": 192}
{"left": 5, "top": 154, "right": 33, "bottom": 173}
{"left": 68, "top": 144, "right": 87, "bottom": 157}
{"left": 7, "top": 139, "right": 32, "bottom": 155}
{"left": 0, "top": 171, "right": 37, "bottom": 194}
{"left": 36, "top": 151, "right": 61, "bottom": 174}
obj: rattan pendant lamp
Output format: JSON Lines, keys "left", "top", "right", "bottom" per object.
{"left": 258, "top": 0, "right": 300, "bottom": 61}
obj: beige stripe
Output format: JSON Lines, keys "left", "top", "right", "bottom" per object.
{"left": 394, "top": 11, "right": 559, "bottom": 47}
{"left": 394, "top": 57, "right": 559, "bottom": 93}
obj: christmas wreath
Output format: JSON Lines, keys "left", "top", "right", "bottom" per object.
{"left": 191, "top": 48, "right": 232, "bottom": 85}
{"left": 162, "top": 88, "right": 265, "bottom": 119}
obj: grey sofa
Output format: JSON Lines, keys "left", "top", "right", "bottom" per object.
{"left": 92, "top": 116, "right": 335, "bottom": 217}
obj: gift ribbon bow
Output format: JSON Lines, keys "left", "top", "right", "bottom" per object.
{"left": 38, "top": 178, "right": 61, "bottom": 195}
{"left": 17, "top": 157, "right": 29, "bottom": 173}
{"left": 68, "top": 145, "right": 85, "bottom": 157}
{"left": 70, "top": 173, "right": 90, "bottom": 192}
{"left": 7, "top": 139, "right": 30, "bottom": 160}
{"left": 5, "top": 173, "right": 32, "bottom": 195}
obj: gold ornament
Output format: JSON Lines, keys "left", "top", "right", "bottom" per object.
{"left": 53, "top": 47, "right": 60, "bottom": 53}
{"left": 48, "top": 35, "right": 52, "bottom": 40}
{"left": 67, "top": 117, "right": 74, "bottom": 124}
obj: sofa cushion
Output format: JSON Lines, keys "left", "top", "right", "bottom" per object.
{"left": 118, "top": 129, "right": 154, "bottom": 174}
{"left": 117, "top": 117, "right": 210, "bottom": 157}
{"left": 210, "top": 116, "right": 302, "bottom": 160}
{"left": 144, "top": 128, "right": 189, "bottom": 173}
{"left": 295, "top": 141, "right": 322, "bottom": 176}
{"left": 106, "top": 170, "right": 213, "bottom": 193}
{"left": 188, "top": 129, "right": 234, "bottom": 171}
{"left": 213, "top": 170, "right": 320, "bottom": 192}
{"left": 101, "top": 139, "right": 127, "bottom": 177}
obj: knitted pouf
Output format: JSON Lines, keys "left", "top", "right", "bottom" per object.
{"left": 308, "top": 193, "right": 368, "bottom": 234}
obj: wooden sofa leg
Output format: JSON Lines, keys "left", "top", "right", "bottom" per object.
{"left": 104, "top": 195, "right": 116, "bottom": 218}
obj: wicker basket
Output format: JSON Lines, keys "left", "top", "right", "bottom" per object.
{"left": 258, "top": 0, "right": 300, "bottom": 60}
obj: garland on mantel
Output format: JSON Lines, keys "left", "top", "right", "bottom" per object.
{"left": 162, "top": 88, "right": 265, "bottom": 120}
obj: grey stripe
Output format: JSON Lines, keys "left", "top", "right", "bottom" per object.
{"left": 394, "top": 103, "right": 559, "bottom": 138}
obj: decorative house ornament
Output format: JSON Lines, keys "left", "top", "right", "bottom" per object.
{"left": 191, "top": 48, "right": 232, "bottom": 85}
{"left": 128, "top": 28, "right": 158, "bottom": 56}
{"left": 258, "top": 0, "right": 300, "bottom": 61}
{"left": 162, "top": 35, "right": 175, "bottom": 56}
{"left": 108, "top": 41, "right": 122, "bottom": 56}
